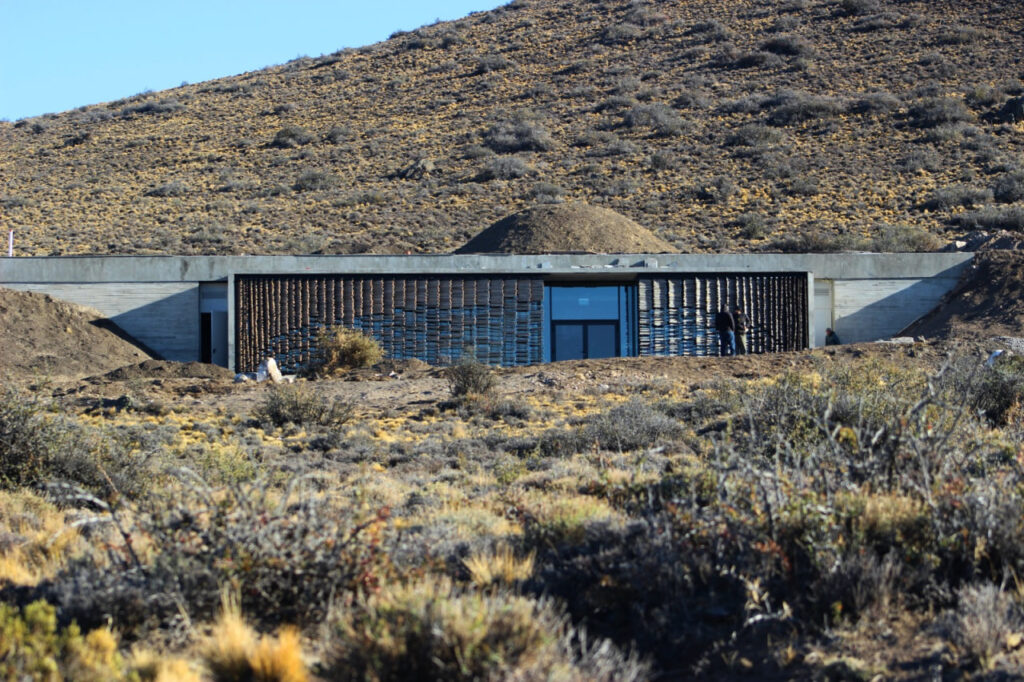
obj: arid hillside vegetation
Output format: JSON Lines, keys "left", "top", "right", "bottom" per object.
{"left": 1, "top": 0, "right": 1023, "bottom": 256}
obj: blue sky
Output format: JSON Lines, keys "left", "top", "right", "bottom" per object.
{"left": 0, "top": 1, "right": 505, "bottom": 121}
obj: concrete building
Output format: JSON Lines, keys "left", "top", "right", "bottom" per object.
{"left": 0, "top": 253, "right": 973, "bottom": 371}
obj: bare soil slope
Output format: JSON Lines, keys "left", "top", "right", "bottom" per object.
{"left": 904, "top": 251, "right": 1024, "bottom": 339}
{"left": 455, "top": 202, "right": 677, "bottom": 253}
{"left": 0, "top": 288, "right": 151, "bottom": 382}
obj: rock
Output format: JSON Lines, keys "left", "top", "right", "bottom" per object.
{"left": 234, "top": 373, "right": 251, "bottom": 383}
{"left": 267, "top": 357, "right": 284, "bottom": 384}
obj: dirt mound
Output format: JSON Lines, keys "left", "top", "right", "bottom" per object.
{"left": 0, "top": 287, "right": 151, "bottom": 381}
{"left": 903, "top": 251, "right": 1024, "bottom": 340}
{"left": 97, "top": 359, "right": 236, "bottom": 382}
{"left": 455, "top": 203, "right": 677, "bottom": 254}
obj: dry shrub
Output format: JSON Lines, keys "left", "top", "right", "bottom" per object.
{"left": 463, "top": 544, "right": 535, "bottom": 587}
{"left": 324, "top": 575, "right": 648, "bottom": 681}
{"left": 203, "top": 594, "right": 308, "bottom": 682}
{"left": 254, "top": 384, "right": 355, "bottom": 428}
{"left": 304, "top": 327, "right": 383, "bottom": 376}
{"left": 445, "top": 355, "right": 497, "bottom": 397}
{"left": 946, "top": 584, "right": 1023, "bottom": 670}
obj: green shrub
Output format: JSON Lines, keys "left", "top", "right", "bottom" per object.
{"left": 0, "top": 601, "right": 129, "bottom": 681}
{"left": 305, "top": 327, "right": 384, "bottom": 376}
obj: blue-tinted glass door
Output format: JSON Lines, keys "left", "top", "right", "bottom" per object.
{"left": 552, "top": 321, "right": 620, "bottom": 361}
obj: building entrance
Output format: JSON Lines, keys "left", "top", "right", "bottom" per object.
{"left": 545, "top": 285, "right": 635, "bottom": 362}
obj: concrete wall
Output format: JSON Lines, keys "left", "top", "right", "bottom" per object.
{"left": 831, "top": 278, "right": 956, "bottom": 344}
{"left": 1, "top": 253, "right": 976, "bottom": 364}
{"left": 3, "top": 282, "right": 200, "bottom": 362}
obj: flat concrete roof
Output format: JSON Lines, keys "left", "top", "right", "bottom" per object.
{"left": 0, "top": 252, "right": 974, "bottom": 283}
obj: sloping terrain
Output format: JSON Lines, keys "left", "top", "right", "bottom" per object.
{"left": 0, "top": 287, "right": 150, "bottom": 381}
{"left": 903, "top": 250, "right": 1024, "bottom": 340}
{"left": 0, "top": 0, "right": 1021, "bottom": 256}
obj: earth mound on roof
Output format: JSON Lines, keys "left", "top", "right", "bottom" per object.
{"left": 455, "top": 203, "right": 677, "bottom": 254}
{"left": 0, "top": 287, "right": 151, "bottom": 382}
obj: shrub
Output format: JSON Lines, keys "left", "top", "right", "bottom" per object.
{"left": 945, "top": 584, "right": 1023, "bottom": 669}
{"left": 305, "top": 327, "right": 384, "bottom": 375}
{"left": 0, "top": 601, "right": 129, "bottom": 681}
{"left": 445, "top": 355, "right": 497, "bottom": 397}
{"left": 687, "top": 20, "right": 732, "bottom": 42}
{"left": 993, "top": 170, "right": 1024, "bottom": 203}
{"left": 765, "top": 229, "right": 860, "bottom": 253}
{"left": 269, "top": 126, "right": 313, "bottom": 149}
{"left": 919, "top": 185, "right": 992, "bottom": 211}
{"left": 767, "top": 91, "right": 846, "bottom": 125}
{"left": 323, "top": 576, "right": 649, "bottom": 681}
{"left": 120, "top": 98, "right": 183, "bottom": 118}
{"left": 726, "top": 123, "right": 784, "bottom": 147}
{"left": 144, "top": 181, "right": 188, "bottom": 198}
{"left": 203, "top": 596, "right": 308, "bottom": 682}
{"left": 476, "top": 156, "right": 533, "bottom": 181}
{"left": 254, "top": 384, "right": 355, "bottom": 429}
{"left": 32, "top": 475, "right": 395, "bottom": 635}
{"left": 851, "top": 91, "right": 901, "bottom": 115}
{"left": 0, "top": 390, "right": 147, "bottom": 498}
{"left": 602, "top": 23, "right": 644, "bottom": 45}
{"left": 901, "top": 149, "right": 942, "bottom": 173}
{"left": 696, "top": 176, "right": 737, "bottom": 204}
{"left": 991, "top": 96, "right": 1024, "bottom": 124}
{"left": 909, "top": 97, "right": 973, "bottom": 128}
{"left": 582, "top": 399, "right": 682, "bottom": 452}
{"left": 953, "top": 206, "right": 1024, "bottom": 232}
{"left": 838, "top": 0, "right": 880, "bottom": 16}
{"left": 474, "top": 54, "right": 513, "bottom": 74}
{"left": 622, "top": 104, "right": 685, "bottom": 137}
{"left": 292, "top": 170, "right": 337, "bottom": 192}
{"left": 760, "top": 34, "right": 813, "bottom": 56}
{"left": 736, "top": 212, "right": 769, "bottom": 239}
{"left": 483, "top": 121, "right": 553, "bottom": 153}
{"left": 867, "top": 224, "right": 943, "bottom": 252}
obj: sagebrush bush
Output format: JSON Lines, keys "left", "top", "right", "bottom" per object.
{"left": 254, "top": 384, "right": 355, "bottom": 428}
{"left": 29, "top": 474, "right": 395, "bottom": 636}
{"left": 953, "top": 206, "right": 1024, "bottom": 232}
{"left": 868, "top": 224, "right": 943, "bottom": 252}
{"left": 909, "top": 97, "right": 974, "bottom": 128}
{"left": 621, "top": 103, "right": 685, "bottom": 137}
{"left": 304, "top": 327, "right": 383, "bottom": 376}
{"left": 920, "top": 185, "right": 993, "bottom": 211}
{"left": 476, "top": 156, "right": 533, "bottom": 181}
{"left": 445, "top": 355, "right": 497, "bottom": 397}
{"left": 324, "top": 576, "right": 648, "bottom": 681}
{"left": 269, "top": 126, "right": 313, "bottom": 149}
{"left": 292, "top": 170, "right": 337, "bottom": 192}
{"left": 483, "top": 120, "right": 553, "bottom": 153}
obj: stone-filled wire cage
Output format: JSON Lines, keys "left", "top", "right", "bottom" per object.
{"left": 637, "top": 273, "right": 809, "bottom": 356}
{"left": 235, "top": 274, "right": 545, "bottom": 373}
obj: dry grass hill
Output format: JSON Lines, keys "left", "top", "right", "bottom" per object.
{"left": 1, "top": 0, "right": 1023, "bottom": 257}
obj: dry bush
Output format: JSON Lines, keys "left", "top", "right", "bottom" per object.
{"left": 945, "top": 584, "right": 1023, "bottom": 670}
{"left": 254, "top": 384, "right": 355, "bottom": 428}
{"left": 24, "top": 473, "right": 395, "bottom": 637}
{"left": 324, "top": 575, "right": 648, "bottom": 681}
{"left": 444, "top": 355, "right": 497, "bottom": 397}
{"left": 304, "top": 327, "right": 383, "bottom": 376}
{"left": 203, "top": 594, "right": 308, "bottom": 682}
{"left": 463, "top": 544, "right": 535, "bottom": 587}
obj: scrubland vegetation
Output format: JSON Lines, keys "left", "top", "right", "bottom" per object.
{"left": 1, "top": 0, "right": 1023, "bottom": 255}
{"left": 2, "top": 347, "right": 1024, "bottom": 679}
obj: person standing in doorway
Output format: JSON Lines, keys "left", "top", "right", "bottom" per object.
{"left": 733, "top": 305, "right": 748, "bottom": 355}
{"left": 715, "top": 307, "right": 736, "bottom": 356}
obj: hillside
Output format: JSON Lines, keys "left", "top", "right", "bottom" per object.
{"left": 1, "top": 0, "right": 1022, "bottom": 256}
